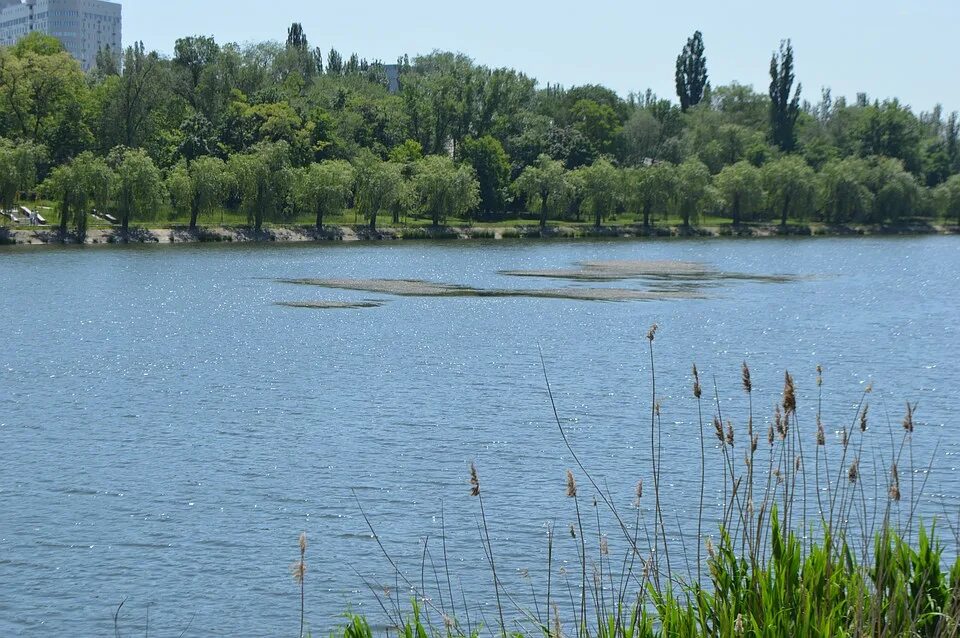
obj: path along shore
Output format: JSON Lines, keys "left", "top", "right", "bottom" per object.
{"left": 1, "top": 222, "right": 958, "bottom": 246}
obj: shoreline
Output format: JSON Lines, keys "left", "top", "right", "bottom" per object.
{"left": 2, "top": 221, "right": 958, "bottom": 246}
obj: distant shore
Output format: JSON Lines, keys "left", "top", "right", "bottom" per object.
{"left": 1, "top": 221, "right": 958, "bottom": 246}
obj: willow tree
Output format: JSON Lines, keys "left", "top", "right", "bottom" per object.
{"left": 229, "top": 142, "right": 291, "bottom": 232}
{"left": 762, "top": 156, "right": 817, "bottom": 227}
{"left": 936, "top": 174, "right": 960, "bottom": 226}
{"left": 675, "top": 158, "right": 712, "bottom": 228}
{"left": 412, "top": 155, "right": 480, "bottom": 225}
{"left": 352, "top": 151, "right": 403, "bottom": 230}
{"left": 0, "top": 138, "right": 45, "bottom": 215}
{"left": 715, "top": 161, "right": 763, "bottom": 225}
{"left": 41, "top": 152, "right": 113, "bottom": 240}
{"left": 292, "top": 160, "right": 355, "bottom": 229}
{"left": 623, "top": 163, "right": 676, "bottom": 229}
{"left": 513, "top": 154, "right": 571, "bottom": 228}
{"left": 167, "top": 156, "right": 230, "bottom": 229}
{"left": 578, "top": 158, "right": 620, "bottom": 227}
{"left": 114, "top": 148, "right": 165, "bottom": 234}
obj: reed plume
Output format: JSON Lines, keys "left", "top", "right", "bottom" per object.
{"left": 741, "top": 362, "right": 752, "bottom": 394}
{"left": 783, "top": 371, "right": 796, "bottom": 415}
{"left": 903, "top": 402, "right": 916, "bottom": 433}
{"left": 469, "top": 462, "right": 480, "bottom": 497}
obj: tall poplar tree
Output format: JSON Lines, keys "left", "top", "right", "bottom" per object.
{"left": 675, "top": 31, "right": 708, "bottom": 112}
{"left": 769, "top": 39, "right": 802, "bottom": 152}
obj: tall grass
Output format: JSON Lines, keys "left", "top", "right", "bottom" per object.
{"left": 311, "top": 328, "right": 959, "bottom": 637}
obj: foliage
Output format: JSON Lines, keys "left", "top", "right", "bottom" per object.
{"left": 352, "top": 150, "right": 403, "bottom": 229}
{"left": 577, "top": 157, "right": 620, "bottom": 227}
{"left": 291, "top": 160, "right": 355, "bottom": 229}
{"left": 411, "top": 155, "right": 480, "bottom": 225}
{"left": 228, "top": 141, "right": 291, "bottom": 231}
{"left": 513, "top": 154, "right": 572, "bottom": 228}
{"left": 769, "top": 40, "right": 802, "bottom": 152}
{"left": 762, "top": 155, "right": 817, "bottom": 225}
{"left": 167, "top": 155, "right": 230, "bottom": 228}
{"left": 112, "top": 147, "right": 165, "bottom": 232}
{"left": 715, "top": 160, "right": 764, "bottom": 224}
{"left": 675, "top": 31, "right": 709, "bottom": 112}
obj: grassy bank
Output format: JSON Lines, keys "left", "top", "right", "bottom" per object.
{"left": 285, "top": 333, "right": 959, "bottom": 638}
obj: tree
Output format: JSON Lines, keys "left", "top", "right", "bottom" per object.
{"left": 173, "top": 36, "right": 220, "bottom": 112}
{"left": 761, "top": 156, "right": 817, "bottom": 226}
{"left": 167, "top": 155, "right": 229, "bottom": 229}
{"left": 104, "top": 42, "right": 167, "bottom": 149}
{"left": 513, "top": 154, "right": 571, "bottom": 228}
{"left": 41, "top": 152, "right": 113, "bottom": 240}
{"left": 935, "top": 174, "right": 960, "bottom": 225}
{"left": 864, "top": 156, "right": 920, "bottom": 223}
{"left": 292, "top": 160, "right": 355, "bottom": 229}
{"left": 113, "top": 148, "right": 165, "bottom": 233}
{"left": 0, "top": 138, "right": 45, "bottom": 215}
{"left": 578, "top": 158, "right": 620, "bottom": 227}
{"left": 570, "top": 99, "right": 621, "bottom": 155}
{"left": 819, "top": 158, "right": 872, "bottom": 223}
{"left": 675, "top": 31, "right": 708, "bottom": 112}
{"left": 769, "top": 40, "right": 802, "bottom": 152}
{"left": 715, "top": 161, "right": 763, "bottom": 225}
{"left": 675, "top": 159, "right": 712, "bottom": 228}
{"left": 620, "top": 109, "right": 662, "bottom": 166}
{"left": 461, "top": 135, "right": 510, "bottom": 213}
{"left": 623, "top": 163, "right": 676, "bottom": 229}
{"left": 352, "top": 150, "right": 403, "bottom": 230}
{"left": 0, "top": 34, "right": 87, "bottom": 146}
{"left": 412, "top": 155, "right": 480, "bottom": 225}
{"left": 228, "top": 142, "right": 292, "bottom": 231}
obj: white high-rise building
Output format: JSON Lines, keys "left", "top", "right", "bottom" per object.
{"left": 0, "top": 0, "right": 121, "bottom": 71}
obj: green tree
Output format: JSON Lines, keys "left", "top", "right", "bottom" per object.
{"left": 352, "top": 150, "right": 403, "bottom": 230}
{"left": 761, "top": 156, "right": 817, "bottom": 226}
{"left": 0, "top": 34, "right": 87, "bottom": 146}
{"left": 41, "top": 152, "right": 113, "bottom": 239}
{"left": 461, "top": 135, "right": 510, "bottom": 213}
{"left": 412, "top": 155, "right": 480, "bottom": 225}
{"left": 675, "top": 158, "right": 712, "bottom": 228}
{"left": 675, "top": 31, "right": 709, "bottom": 112}
{"left": 292, "top": 160, "right": 355, "bottom": 229}
{"left": 935, "top": 174, "right": 960, "bottom": 225}
{"left": 113, "top": 148, "right": 165, "bottom": 233}
{"left": 513, "top": 154, "right": 571, "bottom": 228}
{"left": 570, "top": 99, "right": 621, "bottom": 155}
{"left": 620, "top": 109, "right": 662, "bottom": 166}
{"left": 623, "top": 163, "right": 676, "bottom": 229}
{"left": 715, "top": 161, "right": 763, "bottom": 225}
{"left": 228, "top": 141, "right": 292, "bottom": 231}
{"left": 104, "top": 42, "right": 168, "bottom": 149}
{"left": 0, "top": 138, "right": 45, "bottom": 215}
{"left": 864, "top": 156, "right": 920, "bottom": 223}
{"left": 769, "top": 40, "right": 802, "bottom": 152}
{"left": 819, "top": 158, "right": 873, "bottom": 223}
{"left": 167, "top": 155, "right": 229, "bottom": 229}
{"left": 578, "top": 158, "right": 620, "bottom": 227}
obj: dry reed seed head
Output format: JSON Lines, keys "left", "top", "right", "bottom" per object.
{"left": 714, "top": 415, "right": 724, "bottom": 443}
{"left": 860, "top": 403, "right": 869, "bottom": 433}
{"left": 891, "top": 462, "right": 900, "bottom": 484}
{"left": 646, "top": 323, "right": 658, "bottom": 342}
{"left": 469, "top": 462, "right": 480, "bottom": 497}
{"left": 742, "top": 362, "right": 752, "bottom": 394}
{"left": 816, "top": 424, "right": 826, "bottom": 446}
{"left": 290, "top": 559, "right": 306, "bottom": 585}
{"left": 746, "top": 498, "right": 754, "bottom": 517}
{"left": 848, "top": 459, "right": 860, "bottom": 484}
{"left": 751, "top": 434, "right": 759, "bottom": 453}
{"left": 773, "top": 469, "right": 783, "bottom": 484}
{"left": 903, "top": 402, "right": 916, "bottom": 433}
{"left": 565, "top": 469, "right": 577, "bottom": 498}
{"left": 795, "top": 455, "right": 802, "bottom": 472}
{"left": 552, "top": 604, "right": 562, "bottom": 638}
{"left": 783, "top": 371, "right": 797, "bottom": 415}
{"left": 655, "top": 401, "right": 661, "bottom": 418}
{"left": 735, "top": 613, "right": 745, "bottom": 634}
{"left": 299, "top": 531, "right": 307, "bottom": 554}
{"left": 569, "top": 524, "right": 576, "bottom": 539}
{"left": 600, "top": 535, "right": 609, "bottom": 555}
{"left": 726, "top": 422, "right": 735, "bottom": 447}
{"left": 816, "top": 364, "right": 823, "bottom": 387}
{"left": 634, "top": 479, "right": 644, "bottom": 507}
{"left": 889, "top": 483, "right": 901, "bottom": 502}
{"left": 840, "top": 429, "right": 849, "bottom": 449}
{"left": 705, "top": 537, "right": 716, "bottom": 559}
{"left": 692, "top": 364, "right": 702, "bottom": 399}
{"left": 774, "top": 406, "right": 784, "bottom": 437}
{"left": 768, "top": 424, "right": 775, "bottom": 446}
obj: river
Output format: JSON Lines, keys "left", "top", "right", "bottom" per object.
{"left": 1, "top": 236, "right": 958, "bottom": 636}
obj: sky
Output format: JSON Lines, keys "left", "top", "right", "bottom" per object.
{"left": 121, "top": 0, "right": 960, "bottom": 115}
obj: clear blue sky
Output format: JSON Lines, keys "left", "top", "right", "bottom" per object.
{"left": 122, "top": 0, "right": 959, "bottom": 115}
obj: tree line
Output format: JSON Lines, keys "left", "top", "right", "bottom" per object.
{"left": 2, "top": 26, "right": 960, "bottom": 238}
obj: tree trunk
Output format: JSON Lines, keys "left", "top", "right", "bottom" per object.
{"left": 190, "top": 200, "right": 199, "bottom": 230}
{"left": 540, "top": 192, "right": 548, "bottom": 229}
{"left": 315, "top": 208, "right": 323, "bottom": 231}
{"left": 732, "top": 195, "right": 741, "bottom": 226}
{"left": 780, "top": 194, "right": 791, "bottom": 229}
{"left": 369, "top": 211, "right": 376, "bottom": 231}
{"left": 594, "top": 208, "right": 602, "bottom": 228}
{"left": 643, "top": 202, "right": 652, "bottom": 229}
